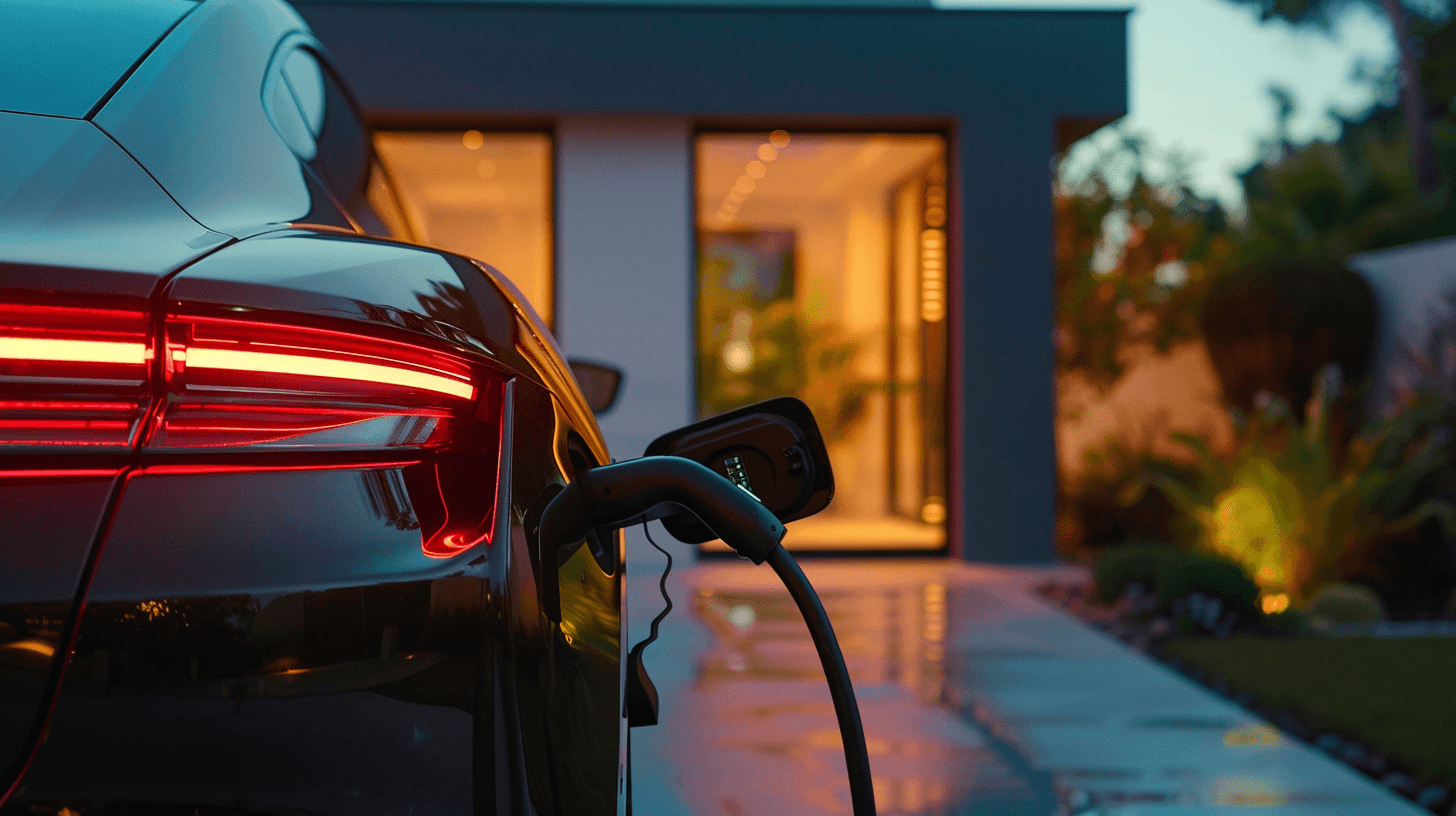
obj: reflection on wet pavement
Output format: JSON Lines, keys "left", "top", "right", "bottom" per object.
{"left": 632, "top": 558, "right": 1055, "bottom": 816}
{"left": 630, "top": 557, "right": 1429, "bottom": 816}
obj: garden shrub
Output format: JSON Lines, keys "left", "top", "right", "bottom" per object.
{"left": 1060, "top": 439, "right": 1195, "bottom": 558}
{"left": 1199, "top": 258, "right": 1375, "bottom": 419}
{"left": 1153, "top": 552, "right": 1260, "bottom": 610}
{"left": 1093, "top": 542, "right": 1177, "bottom": 603}
{"left": 1306, "top": 582, "right": 1386, "bottom": 626}
{"left": 1145, "top": 368, "right": 1456, "bottom": 603}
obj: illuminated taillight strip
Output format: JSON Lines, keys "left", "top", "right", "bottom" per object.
{"left": 0, "top": 420, "right": 131, "bottom": 430}
{"left": 135, "top": 460, "right": 422, "bottom": 476}
{"left": 0, "top": 469, "right": 126, "bottom": 479}
{"left": 0, "top": 336, "right": 149, "bottom": 365}
{"left": 184, "top": 347, "right": 475, "bottom": 401}
{"left": 0, "top": 401, "right": 137, "bottom": 411}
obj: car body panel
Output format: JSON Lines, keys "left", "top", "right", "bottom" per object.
{"left": 166, "top": 231, "right": 527, "bottom": 380}
{"left": 87, "top": 466, "right": 485, "bottom": 601}
{"left": 0, "top": 0, "right": 195, "bottom": 119}
{"left": 93, "top": 0, "right": 328, "bottom": 237}
{"left": 0, "top": 113, "right": 227, "bottom": 280}
{"left": 18, "top": 456, "right": 508, "bottom": 813}
{"left": 0, "top": 472, "right": 121, "bottom": 794}
{"left": 0, "top": 108, "right": 221, "bottom": 796}
{"left": 2, "top": 227, "right": 624, "bottom": 812}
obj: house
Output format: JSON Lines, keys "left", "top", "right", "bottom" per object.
{"left": 293, "top": 0, "right": 1129, "bottom": 564}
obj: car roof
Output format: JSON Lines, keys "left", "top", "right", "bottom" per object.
{"left": 0, "top": 0, "right": 198, "bottom": 118}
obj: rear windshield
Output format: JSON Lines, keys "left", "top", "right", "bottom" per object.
{"left": 0, "top": 0, "right": 195, "bottom": 118}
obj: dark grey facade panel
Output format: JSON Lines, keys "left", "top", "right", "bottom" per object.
{"left": 296, "top": 1, "right": 1128, "bottom": 564}
{"left": 293, "top": 4, "right": 1125, "bottom": 121}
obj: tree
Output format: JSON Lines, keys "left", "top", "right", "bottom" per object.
{"left": 1224, "top": 0, "right": 1445, "bottom": 196}
{"left": 1055, "top": 133, "right": 1234, "bottom": 391}
{"left": 1237, "top": 88, "right": 1456, "bottom": 262}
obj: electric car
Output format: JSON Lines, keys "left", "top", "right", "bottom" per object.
{"left": 0, "top": 0, "right": 629, "bottom": 812}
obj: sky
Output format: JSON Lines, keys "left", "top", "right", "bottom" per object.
{"left": 932, "top": 0, "right": 1400, "bottom": 210}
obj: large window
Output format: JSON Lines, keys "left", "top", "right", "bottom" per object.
{"left": 373, "top": 131, "right": 554, "bottom": 323}
{"left": 696, "top": 131, "right": 950, "bottom": 551}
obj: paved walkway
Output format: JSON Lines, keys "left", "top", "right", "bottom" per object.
{"left": 627, "top": 556, "right": 1429, "bottom": 816}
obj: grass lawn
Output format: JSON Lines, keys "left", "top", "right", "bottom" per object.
{"left": 1161, "top": 636, "right": 1456, "bottom": 786}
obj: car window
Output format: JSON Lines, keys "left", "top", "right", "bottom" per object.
{"left": 305, "top": 56, "right": 370, "bottom": 213}
{"left": 267, "top": 45, "right": 403, "bottom": 239}
{"left": 281, "top": 50, "right": 325, "bottom": 138}
{"left": 362, "top": 159, "right": 416, "bottom": 241}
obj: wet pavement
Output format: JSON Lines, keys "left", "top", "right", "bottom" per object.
{"left": 626, "top": 554, "right": 1429, "bottom": 816}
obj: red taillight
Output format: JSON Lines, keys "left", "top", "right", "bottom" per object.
{"left": 3, "top": 300, "right": 507, "bottom": 557}
{"left": 0, "top": 301, "right": 153, "bottom": 451}
{"left": 150, "top": 312, "right": 508, "bottom": 557}
{"left": 147, "top": 315, "right": 492, "bottom": 452}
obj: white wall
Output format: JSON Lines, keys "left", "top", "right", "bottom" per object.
{"left": 1350, "top": 235, "right": 1456, "bottom": 414}
{"left": 1056, "top": 341, "right": 1233, "bottom": 484}
{"left": 555, "top": 116, "right": 696, "bottom": 572}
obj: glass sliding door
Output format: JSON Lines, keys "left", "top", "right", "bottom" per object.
{"left": 696, "top": 131, "right": 949, "bottom": 551}
{"left": 374, "top": 130, "right": 554, "bottom": 324}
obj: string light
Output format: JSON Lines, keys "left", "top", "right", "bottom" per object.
{"left": 712, "top": 130, "right": 790, "bottom": 226}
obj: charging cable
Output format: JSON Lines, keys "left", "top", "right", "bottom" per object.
{"left": 541, "top": 456, "right": 878, "bottom": 816}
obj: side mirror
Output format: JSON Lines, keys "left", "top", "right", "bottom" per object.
{"left": 567, "top": 359, "right": 624, "bottom": 414}
{"left": 645, "top": 397, "right": 834, "bottom": 544}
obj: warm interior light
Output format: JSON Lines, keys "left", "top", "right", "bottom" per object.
{"left": 185, "top": 346, "right": 475, "bottom": 401}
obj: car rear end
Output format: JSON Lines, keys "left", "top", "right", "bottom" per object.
{"left": 1, "top": 0, "right": 625, "bottom": 813}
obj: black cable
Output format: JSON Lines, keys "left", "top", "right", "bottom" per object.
{"left": 623, "top": 522, "right": 675, "bottom": 729}
{"left": 634, "top": 521, "right": 674, "bottom": 655}
{"left": 766, "top": 546, "right": 876, "bottom": 816}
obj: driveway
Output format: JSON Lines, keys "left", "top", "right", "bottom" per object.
{"left": 627, "top": 554, "right": 1428, "bottom": 816}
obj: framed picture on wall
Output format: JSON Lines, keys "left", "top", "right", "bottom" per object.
{"left": 696, "top": 230, "right": 797, "bottom": 417}
{"left": 698, "top": 230, "right": 796, "bottom": 305}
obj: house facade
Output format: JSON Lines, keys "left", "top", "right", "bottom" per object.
{"left": 294, "top": 0, "right": 1129, "bottom": 564}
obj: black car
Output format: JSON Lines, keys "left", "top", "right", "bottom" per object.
{"left": 0, "top": 2, "right": 868, "bottom": 815}
{"left": 1, "top": 0, "right": 627, "bottom": 812}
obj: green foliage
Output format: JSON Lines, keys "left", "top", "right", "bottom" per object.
{"left": 1055, "top": 133, "right": 1233, "bottom": 391}
{"left": 1153, "top": 551, "right": 1261, "bottom": 610}
{"left": 696, "top": 298, "right": 876, "bottom": 442}
{"left": 1237, "top": 112, "right": 1456, "bottom": 261}
{"left": 1145, "top": 368, "right": 1456, "bottom": 602}
{"left": 1093, "top": 541, "right": 1178, "bottom": 603}
{"left": 1199, "top": 258, "right": 1376, "bottom": 415}
{"left": 1059, "top": 430, "right": 1199, "bottom": 556}
{"left": 1093, "top": 542, "right": 1261, "bottom": 613}
{"left": 1232, "top": 1, "right": 1456, "bottom": 256}
{"left": 1055, "top": 8, "right": 1456, "bottom": 395}
{"left": 1261, "top": 608, "right": 1318, "bottom": 634}
{"left": 1306, "top": 581, "right": 1387, "bottom": 626}
{"left": 1164, "top": 636, "right": 1456, "bottom": 786}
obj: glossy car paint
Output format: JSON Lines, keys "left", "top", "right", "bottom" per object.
{"left": 0, "top": 0, "right": 194, "bottom": 119}
{"left": 0, "top": 0, "right": 624, "bottom": 812}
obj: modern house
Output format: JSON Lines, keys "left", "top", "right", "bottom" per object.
{"left": 293, "top": 0, "right": 1129, "bottom": 564}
